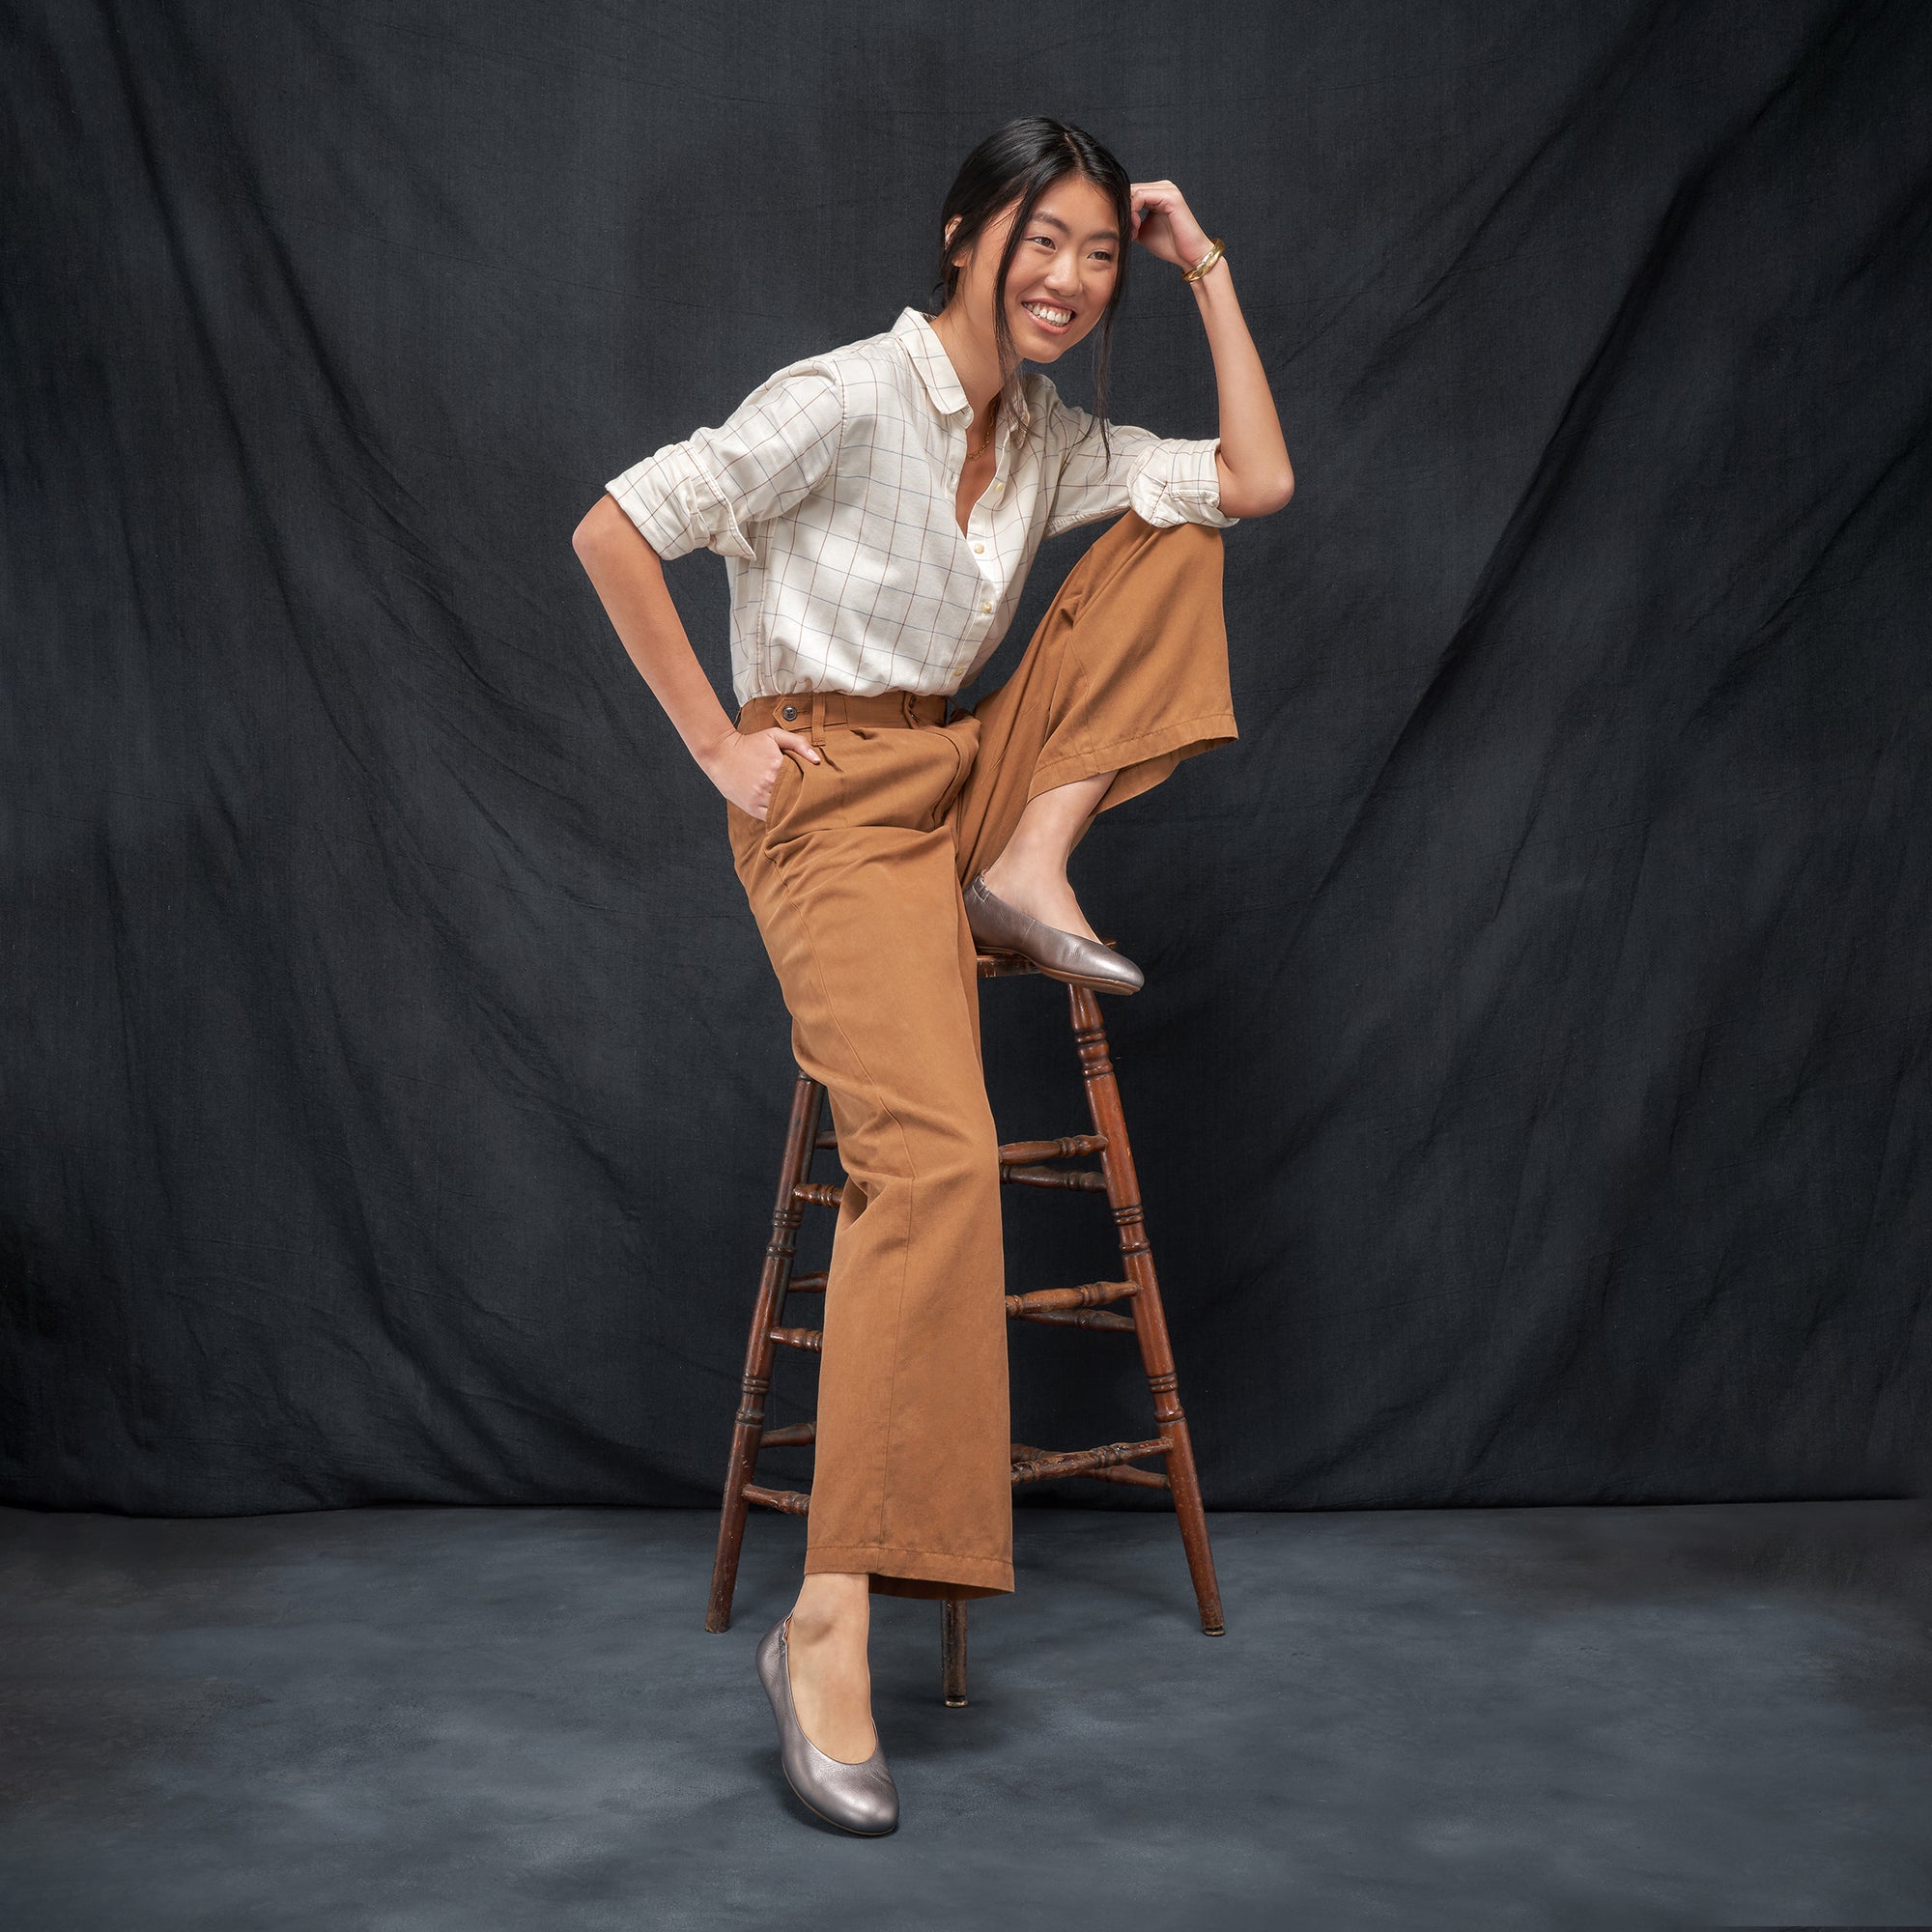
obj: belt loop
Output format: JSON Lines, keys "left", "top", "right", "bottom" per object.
{"left": 810, "top": 691, "right": 826, "bottom": 747}
{"left": 900, "top": 690, "right": 916, "bottom": 727}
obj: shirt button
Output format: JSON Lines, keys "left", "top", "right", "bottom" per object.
{"left": 980, "top": 601, "right": 992, "bottom": 613}
{"left": 973, "top": 542, "right": 984, "bottom": 554}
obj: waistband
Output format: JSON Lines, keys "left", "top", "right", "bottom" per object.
{"left": 736, "top": 689, "right": 951, "bottom": 739}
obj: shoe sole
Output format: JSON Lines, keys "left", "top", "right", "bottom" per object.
{"left": 1031, "top": 961, "right": 1141, "bottom": 994}
{"left": 976, "top": 944, "right": 1140, "bottom": 994}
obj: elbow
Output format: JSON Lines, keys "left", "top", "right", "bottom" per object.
{"left": 1220, "top": 469, "right": 1294, "bottom": 519}
{"left": 1252, "top": 467, "right": 1295, "bottom": 516}
{"left": 572, "top": 496, "right": 616, "bottom": 562}
{"left": 573, "top": 492, "right": 658, "bottom": 571}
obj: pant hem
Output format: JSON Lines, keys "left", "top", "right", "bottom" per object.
{"left": 806, "top": 1540, "right": 1015, "bottom": 1600}
{"left": 1029, "top": 710, "right": 1239, "bottom": 814}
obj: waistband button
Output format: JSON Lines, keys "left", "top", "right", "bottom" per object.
{"left": 781, "top": 703, "right": 798, "bottom": 721}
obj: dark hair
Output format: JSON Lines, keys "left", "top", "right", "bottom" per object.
{"left": 931, "top": 117, "right": 1132, "bottom": 462}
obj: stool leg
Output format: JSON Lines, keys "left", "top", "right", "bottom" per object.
{"left": 942, "top": 1599, "right": 969, "bottom": 1707}
{"left": 1068, "top": 986, "right": 1227, "bottom": 1636}
{"left": 706, "top": 1072, "right": 825, "bottom": 1633}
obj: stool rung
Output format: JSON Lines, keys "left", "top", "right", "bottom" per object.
{"left": 758, "top": 1422, "right": 816, "bottom": 1447}
{"left": 1002, "top": 1162, "right": 1106, "bottom": 1190}
{"left": 776, "top": 1287, "right": 1133, "bottom": 1331}
{"left": 1076, "top": 1460, "right": 1170, "bottom": 1491}
{"left": 810, "top": 1132, "right": 1105, "bottom": 1161}
{"left": 999, "top": 1133, "right": 1107, "bottom": 1164}
{"left": 786, "top": 1271, "right": 828, "bottom": 1293}
{"left": 1009, "top": 1437, "right": 1167, "bottom": 1488}
{"left": 744, "top": 1484, "right": 810, "bottom": 1516}
{"left": 1016, "top": 1307, "right": 1136, "bottom": 1331}
{"left": 795, "top": 1155, "right": 1106, "bottom": 1208}
{"left": 1006, "top": 1280, "right": 1137, "bottom": 1317}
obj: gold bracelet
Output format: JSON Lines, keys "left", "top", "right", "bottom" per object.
{"left": 1181, "top": 237, "right": 1226, "bottom": 282}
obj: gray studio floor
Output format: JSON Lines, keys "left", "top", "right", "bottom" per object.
{"left": 2, "top": 1500, "right": 1929, "bottom": 1930}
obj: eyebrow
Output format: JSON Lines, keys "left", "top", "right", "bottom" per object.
{"left": 1029, "top": 212, "right": 1121, "bottom": 243}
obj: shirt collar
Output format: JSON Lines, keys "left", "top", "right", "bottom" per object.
{"left": 892, "top": 306, "right": 1032, "bottom": 440}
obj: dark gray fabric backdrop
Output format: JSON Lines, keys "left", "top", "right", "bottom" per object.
{"left": 3, "top": 0, "right": 1927, "bottom": 1514}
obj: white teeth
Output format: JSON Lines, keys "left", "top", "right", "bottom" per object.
{"left": 1024, "top": 301, "right": 1072, "bottom": 327}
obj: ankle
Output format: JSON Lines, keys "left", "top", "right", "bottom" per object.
{"left": 788, "top": 1606, "right": 856, "bottom": 1649}
{"left": 788, "top": 1577, "right": 870, "bottom": 1650}
{"left": 984, "top": 843, "right": 1060, "bottom": 886}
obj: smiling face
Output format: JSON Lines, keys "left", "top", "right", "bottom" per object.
{"left": 945, "top": 173, "right": 1122, "bottom": 364}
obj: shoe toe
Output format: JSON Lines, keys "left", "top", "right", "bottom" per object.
{"left": 832, "top": 1765, "right": 899, "bottom": 1835}
{"left": 1066, "top": 934, "right": 1143, "bottom": 993}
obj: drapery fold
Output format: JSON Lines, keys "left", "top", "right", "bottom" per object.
{"left": 2, "top": 0, "right": 1926, "bottom": 1513}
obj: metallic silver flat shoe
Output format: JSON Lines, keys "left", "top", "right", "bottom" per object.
{"left": 755, "top": 1616, "right": 899, "bottom": 1836}
{"left": 963, "top": 873, "right": 1145, "bottom": 994}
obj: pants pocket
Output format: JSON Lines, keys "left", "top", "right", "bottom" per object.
{"left": 763, "top": 743, "right": 850, "bottom": 855}
{"left": 931, "top": 724, "right": 971, "bottom": 829}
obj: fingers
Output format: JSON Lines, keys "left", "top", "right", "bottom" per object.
{"left": 749, "top": 726, "right": 816, "bottom": 820}
{"left": 770, "top": 727, "right": 821, "bottom": 763}
{"left": 1129, "top": 183, "right": 1184, "bottom": 252}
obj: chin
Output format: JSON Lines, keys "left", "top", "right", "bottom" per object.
{"left": 1011, "top": 315, "right": 1086, "bottom": 363}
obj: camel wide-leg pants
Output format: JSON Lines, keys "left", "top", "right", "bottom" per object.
{"left": 723, "top": 511, "right": 1236, "bottom": 1600}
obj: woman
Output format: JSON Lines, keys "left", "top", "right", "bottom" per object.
{"left": 573, "top": 117, "right": 1293, "bottom": 1834}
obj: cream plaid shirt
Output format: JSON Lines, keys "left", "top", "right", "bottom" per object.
{"left": 605, "top": 304, "right": 1236, "bottom": 706}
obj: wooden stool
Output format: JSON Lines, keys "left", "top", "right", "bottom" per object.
{"left": 704, "top": 944, "right": 1225, "bottom": 1703}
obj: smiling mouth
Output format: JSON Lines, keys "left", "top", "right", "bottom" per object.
{"left": 1020, "top": 299, "right": 1075, "bottom": 331}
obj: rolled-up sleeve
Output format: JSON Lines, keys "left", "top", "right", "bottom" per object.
{"left": 605, "top": 363, "right": 845, "bottom": 562}
{"left": 1042, "top": 387, "right": 1239, "bottom": 540}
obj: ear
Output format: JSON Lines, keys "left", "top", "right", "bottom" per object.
{"left": 944, "top": 213, "right": 966, "bottom": 270}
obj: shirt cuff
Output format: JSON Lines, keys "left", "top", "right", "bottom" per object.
{"left": 605, "top": 449, "right": 757, "bottom": 563}
{"left": 1127, "top": 437, "right": 1240, "bottom": 529}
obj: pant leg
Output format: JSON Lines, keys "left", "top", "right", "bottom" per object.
{"left": 946, "top": 511, "right": 1237, "bottom": 886}
{"left": 726, "top": 715, "right": 1012, "bottom": 1601}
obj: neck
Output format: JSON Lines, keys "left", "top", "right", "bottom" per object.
{"left": 928, "top": 300, "right": 1007, "bottom": 431}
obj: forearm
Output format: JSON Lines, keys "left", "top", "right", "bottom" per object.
{"left": 1193, "top": 263, "right": 1294, "bottom": 516}
{"left": 571, "top": 495, "right": 736, "bottom": 768}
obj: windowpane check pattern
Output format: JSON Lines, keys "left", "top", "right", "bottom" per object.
{"left": 605, "top": 305, "right": 1237, "bottom": 706}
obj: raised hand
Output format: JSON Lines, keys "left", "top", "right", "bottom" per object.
{"left": 1128, "top": 180, "right": 1214, "bottom": 273}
